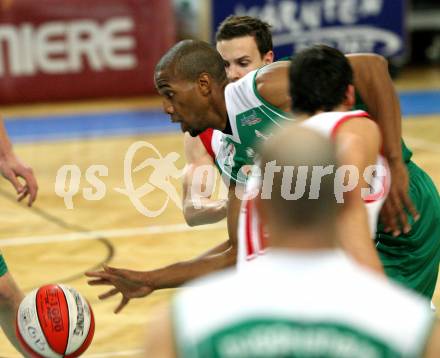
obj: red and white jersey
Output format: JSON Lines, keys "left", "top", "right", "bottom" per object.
{"left": 198, "top": 128, "right": 223, "bottom": 161}
{"left": 237, "top": 110, "right": 391, "bottom": 267}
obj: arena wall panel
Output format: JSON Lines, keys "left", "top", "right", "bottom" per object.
{"left": 0, "top": 0, "right": 175, "bottom": 103}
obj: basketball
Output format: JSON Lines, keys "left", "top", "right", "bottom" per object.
{"left": 15, "top": 284, "right": 95, "bottom": 358}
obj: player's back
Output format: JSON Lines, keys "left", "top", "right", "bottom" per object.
{"left": 237, "top": 110, "right": 390, "bottom": 265}
{"left": 173, "top": 250, "right": 433, "bottom": 358}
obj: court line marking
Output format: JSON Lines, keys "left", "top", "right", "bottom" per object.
{"left": 84, "top": 348, "right": 144, "bottom": 358}
{"left": 0, "top": 222, "right": 226, "bottom": 247}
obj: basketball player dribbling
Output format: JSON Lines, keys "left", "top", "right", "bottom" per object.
{"left": 87, "top": 20, "right": 439, "bottom": 311}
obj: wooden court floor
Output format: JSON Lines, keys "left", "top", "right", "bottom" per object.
{"left": 0, "top": 68, "right": 439, "bottom": 357}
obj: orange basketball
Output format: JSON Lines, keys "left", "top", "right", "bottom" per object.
{"left": 16, "top": 284, "right": 95, "bottom": 358}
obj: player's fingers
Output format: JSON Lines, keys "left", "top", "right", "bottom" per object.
{"left": 21, "top": 171, "right": 38, "bottom": 206}
{"left": 379, "top": 206, "right": 391, "bottom": 232}
{"left": 17, "top": 187, "right": 29, "bottom": 202}
{"left": 104, "top": 265, "right": 132, "bottom": 279}
{"left": 380, "top": 201, "right": 398, "bottom": 233}
{"left": 389, "top": 194, "right": 406, "bottom": 236}
{"left": 114, "top": 297, "right": 129, "bottom": 314}
{"left": 98, "top": 288, "right": 119, "bottom": 300}
{"left": 394, "top": 192, "right": 414, "bottom": 234}
{"left": 4, "top": 171, "right": 24, "bottom": 194}
{"left": 87, "top": 278, "right": 112, "bottom": 286}
{"left": 85, "top": 271, "right": 111, "bottom": 279}
{"left": 103, "top": 265, "right": 118, "bottom": 273}
{"left": 401, "top": 192, "right": 420, "bottom": 222}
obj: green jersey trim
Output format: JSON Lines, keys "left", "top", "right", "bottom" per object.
{"left": 178, "top": 317, "right": 408, "bottom": 358}
{"left": 252, "top": 70, "right": 291, "bottom": 119}
{"left": 0, "top": 254, "right": 8, "bottom": 276}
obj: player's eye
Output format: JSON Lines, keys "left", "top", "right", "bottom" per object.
{"left": 238, "top": 61, "right": 250, "bottom": 68}
{"left": 224, "top": 61, "right": 230, "bottom": 68}
{"left": 165, "top": 91, "right": 174, "bottom": 100}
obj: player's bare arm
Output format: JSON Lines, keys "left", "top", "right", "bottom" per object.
{"left": 0, "top": 118, "right": 38, "bottom": 206}
{"left": 255, "top": 61, "right": 291, "bottom": 112}
{"left": 424, "top": 320, "right": 440, "bottom": 358}
{"left": 86, "top": 185, "right": 241, "bottom": 313}
{"left": 335, "top": 118, "right": 384, "bottom": 274}
{"left": 182, "top": 132, "right": 227, "bottom": 226}
{"left": 347, "top": 54, "right": 418, "bottom": 236}
{"left": 144, "top": 303, "right": 176, "bottom": 358}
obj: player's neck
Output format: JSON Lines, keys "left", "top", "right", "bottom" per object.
{"left": 211, "top": 81, "right": 229, "bottom": 131}
{"left": 269, "top": 225, "right": 338, "bottom": 251}
{"left": 295, "top": 104, "right": 352, "bottom": 121}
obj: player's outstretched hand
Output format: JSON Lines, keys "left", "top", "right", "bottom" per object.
{"left": 86, "top": 266, "right": 154, "bottom": 313}
{"left": 380, "top": 160, "right": 419, "bottom": 237}
{"left": 0, "top": 151, "right": 38, "bottom": 206}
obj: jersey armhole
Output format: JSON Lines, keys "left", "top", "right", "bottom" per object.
{"left": 330, "top": 111, "right": 370, "bottom": 139}
{"left": 252, "top": 69, "right": 292, "bottom": 119}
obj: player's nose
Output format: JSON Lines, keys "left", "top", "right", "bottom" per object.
{"left": 226, "top": 66, "right": 240, "bottom": 82}
{"left": 162, "top": 100, "right": 174, "bottom": 115}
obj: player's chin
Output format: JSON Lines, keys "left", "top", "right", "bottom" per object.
{"left": 188, "top": 129, "right": 203, "bottom": 137}
{"left": 180, "top": 123, "right": 203, "bottom": 137}
{"left": 186, "top": 127, "right": 203, "bottom": 137}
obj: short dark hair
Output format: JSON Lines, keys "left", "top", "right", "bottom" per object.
{"left": 215, "top": 15, "right": 273, "bottom": 57}
{"left": 155, "top": 40, "right": 227, "bottom": 83}
{"left": 289, "top": 45, "right": 353, "bottom": 115}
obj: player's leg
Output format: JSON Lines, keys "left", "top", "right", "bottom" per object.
{"left": 376, "top": 160, "right": 440, "bottom": 300}
{"left": 0, "top": 254, "right": 25, "bottom": 355}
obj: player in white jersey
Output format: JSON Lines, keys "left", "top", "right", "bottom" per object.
{"left": 145, "top": 126, "right": 440, "bottom": 358}
{"left": 238, "top": 108, "right": 391, "bottom": 265}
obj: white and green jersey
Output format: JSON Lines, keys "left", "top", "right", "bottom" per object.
{"left": 173, "top": 250, "right": 434, "bottom": 358}
{"left": 217, "top": 69, "right": 293, "bottom": 184}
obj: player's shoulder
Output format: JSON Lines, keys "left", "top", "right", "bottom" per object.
{"left": 255, "top": 61, "right": 289, "bottom": 83}
{"left": 225, "top": 69, "right": 258, "bottom": 95}
{"left": 174, "top": 266, "right": 241, "bottom": 309}
{"left": 333, "top": 111, "right": 379, "bottom": 141}
{"left": 347, "top": 258, "right": 431, "bottom": 315}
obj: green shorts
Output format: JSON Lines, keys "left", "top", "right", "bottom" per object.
{"left": 0, "top": 254, "right": 8, "bottom": 276}
{"left": 376, "top": 160, "right": 440, "bottom": 299}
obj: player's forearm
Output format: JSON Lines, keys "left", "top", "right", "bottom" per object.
{"left": 196, "top": 240, "right": 231, "bottom": 258}
{"left": 0, "top": 119, "right": 13, "bottom": 158}
{"left": 148, "top": 247, "right": 236, "bottom": 289}
{"left": 339, "top": 202, "right": 384, "bottom": 275}
{"left": 183, "top": 197, "right": 227, "bottom": 226}
{"left": 349, "top": 54, "right": 402, "bottom": 164}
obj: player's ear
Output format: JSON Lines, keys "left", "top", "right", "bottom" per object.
{"left": 198, "top": 73, "right": 211, "bottom": 96}
{"left": 343, "top": 84, "right": 355, "bottom": 108}
{"left": 262, "top": 50, "right": 274, "bottom": 65}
